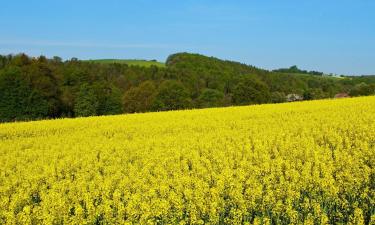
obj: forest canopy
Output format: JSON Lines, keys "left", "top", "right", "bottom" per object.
{"left": 0, "top": 53, "right": 374, "bottom": 122}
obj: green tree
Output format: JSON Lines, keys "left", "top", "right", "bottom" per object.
{"left": 0, "top": 67, "right": 29, "bottom": 121}
{"left": 74, "top": 83, "right": 98, "bottom": 117}
{"left": 0, "top": 67, "right": 49, "bottom": 122}
{"left": 27, "top": 60, "right": 60, "bottom": 117}
{"left": 101, "top": 86, "right": 123, "bottom": 115}
{"left": 1, "top": 52, "right": 375, "bottom": 122}
{"left": 60, "top": 87, "right": 75, "bottom": 117}
{"left": 123, "top": 81, "right": 157, "bottom": 113}
{"left": 270, "top": 92, "right": 286, "bottom": 103}
{"left": 349, "top": 83, "right": 375, "bottom": 96}
{"left": 197, "top": 89, "right": 224, "bottom": 108}
{"left": 233, "top": 76, "right": 271, "bottom": 105}
{"left": 0, "top": 55, "right": 7, "bottom": 69}
{"left": 303, "top": 88, "right": 327, "bottom": 100}
{"left": 10, "top": 53, "right": 30, "bottom": 67}
{"left": 153, "top": 80, "right": 192, "bottom": 111}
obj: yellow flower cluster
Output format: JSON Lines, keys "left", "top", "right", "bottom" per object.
{"left": 0, "top": 97, "right": 374, "bottom": 224}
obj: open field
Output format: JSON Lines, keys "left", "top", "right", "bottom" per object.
{"left": 86, "top": 59, "right": 165, "bottom": 67}
{"left": 0, "top": 97, "right": 374, "bottom": 224}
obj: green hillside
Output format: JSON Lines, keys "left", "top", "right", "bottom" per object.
{"left": 0, "top": 52, "right": 374, "bottom": 122}
{"left": 86, "top": 59, "right": 165, "bottom": 67}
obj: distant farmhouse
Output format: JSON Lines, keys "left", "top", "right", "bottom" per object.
{"left": 334, "top": 93, "right": 350, "bottom": 98}
{"left": 286, "top": 94, "right": 304, "bottom": 102}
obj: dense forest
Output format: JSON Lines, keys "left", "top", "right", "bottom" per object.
{"left": 0, "top": 53, "right": 374, "bottom": 122}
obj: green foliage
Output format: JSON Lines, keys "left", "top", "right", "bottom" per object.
{"left": 197, "top": 89, "right": 224, "bottom": 108}
{"left": 74, "top": 83, "right": 98, "bottom": 117}
{"left": 233, "top": 76, "right": 271, "bottom": 105}
{"left": 0, "top": 53, "right": 374, "bottom": 122}
{"left": 0, "top": 67, "right": 50, "bottom": 122}
{"left": 349, "top": 82, "right": 375, "bottom": 96}
{"left": 26, "top": 90, "right": 50, "bottom": 119}
{"left": 27, "top": 57, "right": 61, "bottom": 116}
{"left": 0, "top": 55, "right": 7, "bottom": 69}
{"left": 123, "top": 81, "right": 157, "bottom": 113}
{"left": 97, "top": 86, "right": 123, "bottom": 115}
{"left": 10, "top": 53, "right": 31, "bottom": 67}
{"left": 303, "top": 88, "right": 328, "bottom": 100}
{"left": 270, "top": 92, "right": 286, "bottom": 103}
{"left": 166, "top": 53, "right": 266, "bottom": 95}
{"left": 273, "top": 65, "right": 324, "bottom": 76}
{"left": 0, "top": 67, "right": 30, "bottom": 121}
{"left": 154, "top": 80, "right": 192, "bottom": 111}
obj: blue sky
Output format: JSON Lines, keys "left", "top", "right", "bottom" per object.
{"left": 0, "top": 0, "right": 374, "bottom": 75}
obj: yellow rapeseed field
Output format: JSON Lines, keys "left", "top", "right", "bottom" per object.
{"left": 0, "top": 97, "right": 374, "bottom": 224}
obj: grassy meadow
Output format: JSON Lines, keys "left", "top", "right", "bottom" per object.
{"left": 86, "top": 59, "right": 165, "bottom": 67}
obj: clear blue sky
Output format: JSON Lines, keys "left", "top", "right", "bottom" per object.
{"left": 0, "top": 0, "right": 374, "bottom": 75}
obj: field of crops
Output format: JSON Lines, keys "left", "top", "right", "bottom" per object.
{"left": 0, "top": 97, "right": 374, "bottom": 224}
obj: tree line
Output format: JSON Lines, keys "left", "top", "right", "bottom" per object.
{"left": 273, "top": 65, "right": 324, "bottom": 76}
{"left": 0, "top": 53, "right": 374, "bottom": 122}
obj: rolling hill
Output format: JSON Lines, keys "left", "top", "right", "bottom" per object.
{"left": 0, "top": 52, "right": 374, "bottom": 122}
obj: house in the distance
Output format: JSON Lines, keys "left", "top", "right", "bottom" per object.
{"left": 286, "top": 94, "right": 304, "bottom": 102}
{"left": 334, "top": 93, "right": 350, "bottom": 98}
